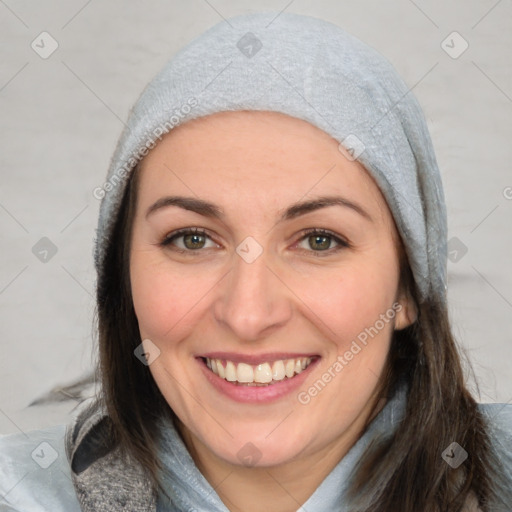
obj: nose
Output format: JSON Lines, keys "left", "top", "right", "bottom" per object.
{"left": 213, "top": 242, "right": 293, "bottom": 341}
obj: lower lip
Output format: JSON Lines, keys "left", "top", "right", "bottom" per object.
{"left": 197, "top": 357, "right": 320, "bottom": 404}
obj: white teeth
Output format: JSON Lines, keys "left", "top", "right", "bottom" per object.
{"left": 254, "top": 363, "right": 272, "bottom": 383}
{"left": 272, "top": 360, "right": 285, "bottom": 381}
{"left": 285, "top": 359, "right": 295, "bottom": 378}
{"left": 225, "top": 361, "right": 237, "bottom": 382}
{"left": 205, "top": 356, "right": 313, "bottom": 385}
{"left": 237, "top": 362, "right": 254, "bottom": 383}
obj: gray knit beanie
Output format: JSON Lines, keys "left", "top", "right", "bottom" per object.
{"left": 93, "top": 11, "right": 448, "bottom": 304}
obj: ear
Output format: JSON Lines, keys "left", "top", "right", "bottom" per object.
{"left": 393, "top": 290, "right": 418, "bottom": 331}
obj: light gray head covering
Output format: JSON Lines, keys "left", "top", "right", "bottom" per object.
{"left": 93, "top": 10, "right": 448, "bottom": 304}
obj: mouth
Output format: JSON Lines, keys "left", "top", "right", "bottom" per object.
{"left": 200, "top": 355, "right": 318, "bottom": 387}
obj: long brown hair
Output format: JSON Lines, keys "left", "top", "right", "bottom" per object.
{"left": 94, "top": 161, "right": 510, "bottom": 511}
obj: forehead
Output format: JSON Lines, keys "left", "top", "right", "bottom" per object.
{"left": 136, "top": 110, "right": 389, "bottom": 223}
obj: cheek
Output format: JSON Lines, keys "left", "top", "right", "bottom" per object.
{"left": 129, "top": 251, "right": 212, "bottom": 342}
{"left": 293, "top": 264, "right": 398, "bottom": 423}
{"left": 295, "top": 259, "right": 399, "bottom": 349}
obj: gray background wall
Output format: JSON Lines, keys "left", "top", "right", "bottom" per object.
{"left": 1, "top": 0, "right": 511, "bottom": 435}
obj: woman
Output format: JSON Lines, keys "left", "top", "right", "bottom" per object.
{"left": 1, "top": 10, "right": 511, "bottom": 512}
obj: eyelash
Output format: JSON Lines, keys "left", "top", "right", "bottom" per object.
{"left": 159, "top": 227, "right": 350, "bottom": 256}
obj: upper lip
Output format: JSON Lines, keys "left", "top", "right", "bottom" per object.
{"left": 198, "top": 352, "right": 320, "bottom": 364}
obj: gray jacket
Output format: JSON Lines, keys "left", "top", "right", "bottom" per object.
{"left": 1, "top": 391, "right": 512, "bottom": 511}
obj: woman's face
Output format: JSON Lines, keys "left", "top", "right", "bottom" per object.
{"left": 129, "top": 110, "right": 416, "bottom": 468}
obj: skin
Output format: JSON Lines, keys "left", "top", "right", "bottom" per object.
{"left": 129, "top": 110, "right": 417, "bottom": 511}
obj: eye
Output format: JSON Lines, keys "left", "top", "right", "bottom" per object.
{"left": 159, "top": 227, "right": 349, "bottom": 256}
{"left": 159, "top": 228, "right": 218, "bottom": 252}
{"left": 295, "top": 228, "right": 349, "bottom": 255}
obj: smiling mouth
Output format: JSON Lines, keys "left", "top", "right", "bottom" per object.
{"left": 202, "top": 356, "right": 316, "bottom": 386}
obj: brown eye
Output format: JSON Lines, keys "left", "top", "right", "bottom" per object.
{"left": 307, "top": 234, "right": 333, "bottom": 251}
{"left": 296, "top": 229, "right": 349, "bottom": 254}
{"left": 160, "top": 228, "right": 217, "bottom": 252}
{"left": 181, "top": 232, "right": 206, "bottom": 250}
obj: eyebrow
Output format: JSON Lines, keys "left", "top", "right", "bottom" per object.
{"left": 145, "top": 194, "right": 373, "bottom": 223}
